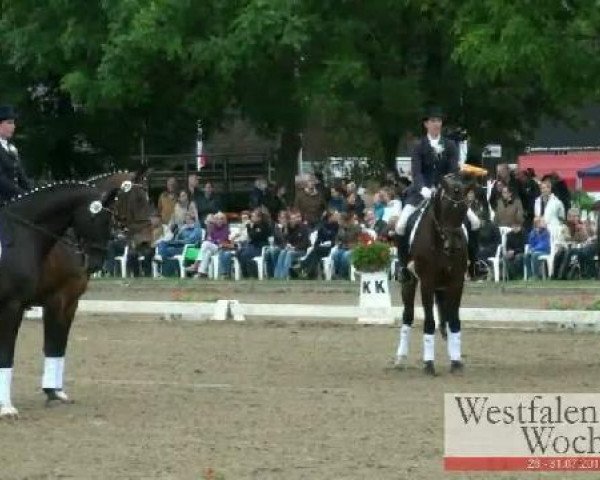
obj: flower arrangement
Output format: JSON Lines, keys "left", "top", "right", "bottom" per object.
{"left": 351, "top": 241, "right": 391, "bottom": 273}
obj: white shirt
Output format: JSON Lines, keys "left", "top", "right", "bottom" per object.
{"left": 427, "top": 134, "right": 441, "bottom": 149}
{"left": 0, "top": 137, "right": 8, "bottom": 152}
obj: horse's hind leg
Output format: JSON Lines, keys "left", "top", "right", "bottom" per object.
{"left": 421, "top": 283, "right": 436, "bottom": 375}
{"left": 0, "top": 301, "right": 26, "bottom": 418}
{"left": 435, "top": 289, "right": 447, "bottom": 340}
{"left": 394, "top": 277, "right": 417, "bottom": 366}
{"left": 42, "top": 293, "right": 79, "bottom": 405}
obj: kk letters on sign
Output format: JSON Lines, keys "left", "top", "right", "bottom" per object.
{"left": 358, "top": 271, "right": 393, "bottom": 325}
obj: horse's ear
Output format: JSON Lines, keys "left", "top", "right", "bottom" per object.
{"left": 133, "top": 165, "right": 149, "bottom": 183}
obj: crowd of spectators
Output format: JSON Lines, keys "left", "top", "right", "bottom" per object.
{"left": 103, "top": 166, "right": 599, "bottom": 282}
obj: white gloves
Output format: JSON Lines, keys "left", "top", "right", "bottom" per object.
{"left": 420, "top": 186, "right": 432, "bottom": 199}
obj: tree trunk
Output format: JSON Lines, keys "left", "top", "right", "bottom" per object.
{"left": 379, "top": 131, "right": 401, "bottom": 175}
{"left": 277, "top": 128, "right": 302, "bottom": 200}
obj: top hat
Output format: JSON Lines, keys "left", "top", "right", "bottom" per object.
{"left": 0, "top": 105, "right": 18, "bottom": 122}
{"left": 422, "top": 106, "right": 444, "bottom": 121}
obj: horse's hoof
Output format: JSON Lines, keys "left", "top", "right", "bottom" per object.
{"left": 44, "top": 389, "right": 74, "bottom": 406}
{"left": 0, "top": 405, "right": 19, "bottom": 419}
{"left": 423, "top": 361, "right": 436, "bottom": 376}
{"left": 450, "top": 361, "right": 464, "bottom": 374}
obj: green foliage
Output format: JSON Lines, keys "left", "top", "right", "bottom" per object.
{"left": 351, "top": 242, "right": 391, "bottom": 273}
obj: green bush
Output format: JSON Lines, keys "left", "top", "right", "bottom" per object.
{"left": 351, "top": 242, "right": 391, "bottom": 273}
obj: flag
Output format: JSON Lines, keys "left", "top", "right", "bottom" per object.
{"left": 196, "top": 121, "right": 207, "bottom": 171}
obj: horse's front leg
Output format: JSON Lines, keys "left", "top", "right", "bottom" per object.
{"left": 0, "top": 301, "right": 26, "bottom": 418}
{"left": 421, "top": 282, "right": 436, "bottom": 376}
{"left": 435, "top": 289, "right": 447, "bottom": 340}
{"left": 445, "top": 283, "right": 465, "bottom": 373}
{"left": 394, "top": 276, "right": 417, "bottom": 367}
{"left": 42, "top": 292, "right": 80, "bottom": 405}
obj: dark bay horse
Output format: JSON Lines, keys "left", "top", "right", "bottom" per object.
{"left": 34, "top": 171, "right": 152, "bottom": 406}
{"left": 0, "top": 182, "right": 119, "bottom": 418}
{"left": 394, "top": 173, "right": 471, "bottom": 375}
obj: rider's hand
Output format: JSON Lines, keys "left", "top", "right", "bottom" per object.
{"left": 420, "top": 186, "right": 432, "bottom": 199}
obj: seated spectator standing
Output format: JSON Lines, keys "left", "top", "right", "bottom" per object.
{"left": 505, "top": 223, "right": 526, "bottom": 280}
{"left": 332, "top": 213, "right": 362, "bottom": 279}
{"left": 196, "top": 182, "right": 222, "bottom": 227}
{"left": 524, "top": 217, "right": 551, "bottom": 279}
{"left": 299, "top": 210, "right": 339, "bottom": 279}
{"left": 238, "top": 208, "right": 271, "bottom": 277}
{"left": 534, "top": 178, "right": 565, "bottom": 229}
{"left": 294, "top": 175, "right": 325, "bottom": 228}
{"left": 188, "top": 212, "right": 230, "bottom": 278}
{"left": 156, "top": 212, "right": 202, "bottom": 260}
{"left": 274, "top": 210, "right": 310, "bottom": 279}
{"left": 157, "top": 177, "right": 178, "bottom": 225}
{"left": 494, "top": 185, "right": 524, "bottom": 228}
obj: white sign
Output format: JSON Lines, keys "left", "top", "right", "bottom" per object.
{"left": 396, "top": 157, "right": 411, "bottom": 176}
{"left": 483, "top": 144, "right": 502, "bottom": 158}
{"left": 445, "top": 393, "right": 600, "bottom": 472}
{"left": 357, "top": 271, "right": 394, "bottom": 325}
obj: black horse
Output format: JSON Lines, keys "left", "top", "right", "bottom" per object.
{"left": 35, "top": 171, "right": 151, "bottom": 406}
{"left": 394, "top": 173, "right": 471, "bottom": 375}
{"left": 0, "top": 182, "right": 119, "bottom": 418}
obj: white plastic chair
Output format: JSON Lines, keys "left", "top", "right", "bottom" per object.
{"left": 113, "top": 245, "right": 129, "bottom": 278}
{"left": 487, "top": 226, "right": 511, "bottom": 282}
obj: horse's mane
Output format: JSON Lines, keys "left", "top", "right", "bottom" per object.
{"left": 2, "top": 180, "right": 92, "bottom": 207}
{"left": 87, "top": 170, "right": 129, "bottom": 185}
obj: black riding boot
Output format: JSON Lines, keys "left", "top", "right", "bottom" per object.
{"left": 396, "top": 234, "right": 411, "bottom": 282}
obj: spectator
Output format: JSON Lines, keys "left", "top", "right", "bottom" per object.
{"left": 187, "top": 173, "right": 202, "bottom": 209}
{"left": 273, "top": 210, "right": 310, "bottom": 279}
{"left": 467, "top": 188, "right": 489, "bottom": 223}
{"left": 157, "top": 177, "right": 178, "bottom": 224}
{"left": 372, "top": 191, "right": 386, "bottom": 221}
{"left": 238, "top": 208, "right": 271, "bottom": 277}
{"left": 346, "top": 188, "right": 365, "bottom": 219}
{"left": 534, "top": 178, "right": 565, "bottom": 228}
{"left": 524, "top": 217, "right": 551, "bottom": 279}
{"left": 362, "top": 208, "right": 388, "bottom": 240}
{"left": 249, "top": 177, "right": 268, "bottom": 209}
{"left": 494, "top": 185, "right": 524, "bottom": 227}
{"left": 555, "top": 207, "right": 596, "bottom": 279}
{"left": 218, "top": 210, "right": 251, "bottom": 277}
{"left": 516, "top": 169, "right": 539, "bottom": 231}
{"left": 332, "top": 213, "right": 362, "bottom": 278}
{"left": 300, "top": 210, "right": 339, "bottom": 279}
{"left": 196, "top": 182, "right": 222, "bottom": 227}
{"left": 489, "top": 164, "right": 522, "bottom": 211}
{"left": 187, "top": 212, "right": 230, "bottom": 277}
{"left": 474, "top": 219, "right": 501, "bottom": 279}
{"left": 381, "top": 187, "right": 402, "bottom": 223}
{"left": 294, "top": 175, "right": 326, "bottom": 228}
{"left": 156, "top": 212, "right": 202, "bottom": 260}
{"left": 169, "top": 190, "right": 199, "bottom": 231}
{"left": 505, "top": 223, "right": 526, "bottom": 280}
{"left": 264, "top": 183, "right": 287, "bottom": 220}
{"left": 328, "top": 186, "right": 347, "bottom": 213}
{"left": 265, "top": 209, "right": 289, "bottom": 277}
{"left": 545, "top": 172, "right": 571, "bottom": 213}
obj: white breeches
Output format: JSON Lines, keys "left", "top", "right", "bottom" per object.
{"left": 395, "top": 204, "right": 417, "bottom": 236}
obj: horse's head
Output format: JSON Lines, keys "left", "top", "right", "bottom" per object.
{"left": 71, "top": 186, "right": 121, "bottom": 273}
{"left": 435, "top": 173, "right": 470, "bottom": 228}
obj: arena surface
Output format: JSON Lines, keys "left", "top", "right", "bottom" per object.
{"left": 2, "top": 280, "right": 600, "bottom": 479}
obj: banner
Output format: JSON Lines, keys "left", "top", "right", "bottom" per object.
{"left": 445, "top": 393, "right": 600, "bottom": 472}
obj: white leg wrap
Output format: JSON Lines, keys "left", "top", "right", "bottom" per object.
{"left": 396, "top": 325, "right": 412, "bottom": 358}
{"left": 42, "top": 357, "right": 65, "bottom": 390}
{"left": 448, "top": 332, "right": 462, "bottom": 362}
{"left": 423, "top": 334, "right": 435, "bottom": 362}
{"left": 0, "top": 368, "right": 13, "bottom": 407}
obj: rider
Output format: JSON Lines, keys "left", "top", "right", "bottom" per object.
{"left": 395, "top": 106, "right": 459, "bottom": 281}
{"left": 0, "top": 105, "right": 32, "bottom": 202}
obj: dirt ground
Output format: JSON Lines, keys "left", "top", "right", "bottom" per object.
{"left": 3, "top": 313, "right": 600, "bottom": 480}
{"left": 3, "top": 280, "right": 600, "bottom": 479}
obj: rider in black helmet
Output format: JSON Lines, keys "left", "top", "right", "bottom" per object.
{"left": 0, "top": 105, "right": 32, "bottom": 202}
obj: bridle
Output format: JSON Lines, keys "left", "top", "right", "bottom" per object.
{"left": 430, "top": 177, "right": 469, "bottom": 255}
